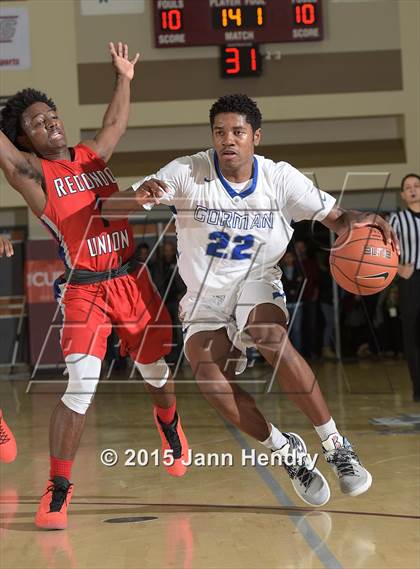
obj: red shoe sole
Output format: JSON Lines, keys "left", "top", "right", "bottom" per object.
{"left": 35, "top": 483, "right": 73, "bottom": 530}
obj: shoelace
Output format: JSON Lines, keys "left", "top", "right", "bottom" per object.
{"left": 328, "top": 447, "right": 359, "bottom": 477}
{"left": 159, "top": 415, "right": 182, "bottom": 459}
{"left": 284, "top": 463, "right": 315, "bottom": 490}
{"left": 288, "top": 435, "right": 305, "bottom": 454}
{"left": 45, "top": 482, "right": 71, "bottom": 512}
{"left": 281, "top": 435, "right": 315, "bottom": 490}
{"left": 0, "top": 423, "right": 10, "bottom": 444}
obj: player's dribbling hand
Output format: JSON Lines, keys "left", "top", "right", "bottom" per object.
{"left": 109, "top": 42, "right": 140, "bottom": 81}
{"left": 352, "top": 212, "right": 400, "bottom": 255}
{"left": 0, "top": 235, "right": 14, "bottom": 257}
{"left": 135, "top": 179, "right": 168, "bottom": 208}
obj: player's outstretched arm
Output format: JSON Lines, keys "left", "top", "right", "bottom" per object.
{"left": 322, "top": 206, "right": 400, "bottom": 254}
{"left": 84, "top": 42, "right": 140, "bottom": 163}
{"left": 0, "top": 129, "right": 26, "bottom": 173}
{"left": 0, "top": 131, "right": 46, "bottom": 216}
{"left": 101, "top": 178, "right": 167, "bottom": 219}
{"left": 0, "top": 235, "right": 14, "bottom": 257}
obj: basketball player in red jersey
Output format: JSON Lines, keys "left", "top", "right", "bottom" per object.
{"left": 0, "top": 235, "right": 18, "bottom": 464}
{"left": 0, "top": 42, "right": 188, "bottom": 530}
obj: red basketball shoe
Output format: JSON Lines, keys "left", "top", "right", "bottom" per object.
{"left": 0, "top": 409, "right": 17, "bottom": 463}
{"left": 35, "top": 476, "right": 74, "bottom": 530}
{"left": 154, "top": 409, "right": 189, "bottom": 477}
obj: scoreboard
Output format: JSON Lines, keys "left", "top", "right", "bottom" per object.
{"left": 154, "top": 0, "right": 323, "bottom": 47}
{"left": 153, "top": 0, "right": 323, "bottom": 77}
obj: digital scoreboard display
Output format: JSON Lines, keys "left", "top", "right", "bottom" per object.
{"left": 154, "top": 0, "right": 323, "bottom": 48}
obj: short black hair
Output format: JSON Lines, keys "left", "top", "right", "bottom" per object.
{"left": 209, "top": 94, "right": 262, "bottom": 132}
{"left": 0, "top": 88, "right": 56, "bottom": 148}
{"left": 401, "top": 173, "right": 420, "bottom": 190}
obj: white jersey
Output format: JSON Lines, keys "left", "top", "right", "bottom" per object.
{"left": 133, "top": 149, "right": 335, "bottom": 295}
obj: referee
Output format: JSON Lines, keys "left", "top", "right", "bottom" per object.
{"left": 390, "top": 173, "right": 420, "bottom": 401}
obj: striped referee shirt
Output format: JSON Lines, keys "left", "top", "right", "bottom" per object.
{"left": 389, "top": 209, "right": 420, "bottom": 269}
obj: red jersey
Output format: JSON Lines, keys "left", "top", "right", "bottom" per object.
{"left": 40, "top": 143, "right": 134, "bottom": 271}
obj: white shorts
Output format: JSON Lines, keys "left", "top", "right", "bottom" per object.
{"left": 180, "top": 277, "right": 288, "bottom": 373}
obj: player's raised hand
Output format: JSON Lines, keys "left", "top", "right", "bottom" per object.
{"left": 0, "top": 235, "right": 14, "bottom": 257}
{"left": 135, "top": 179, "right": 168, "bottom": 208}
{"left": 109, "top": 42, "right": 140, "bottom": 81}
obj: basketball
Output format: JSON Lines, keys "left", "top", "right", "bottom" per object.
{"left": 329, "top": 225, "right": 399, "bottom": 295}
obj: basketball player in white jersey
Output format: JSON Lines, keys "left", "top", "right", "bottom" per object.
{"left": 103, "top": 94, "right": 399, "bottom": 506}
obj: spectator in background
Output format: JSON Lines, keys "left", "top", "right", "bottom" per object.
{"left": 280, "top": 250, "right": 304, "bottom": 354}
{"left": 317, "top": 251, "right": 336, "bottom": 360}
{"left": 390, "top": 173, "right": 420, "bottom": 401}
{"left": 152, "top": 240, "right": 186, "bottom": 365}
{"left": 136, "top": 241, "right": 151, "bottom": 263}
{"left": 341, "top": 293, "right": 370, "bottom": 359}
{"left": 295, "top": 240, "right": 320, "bottom": 359}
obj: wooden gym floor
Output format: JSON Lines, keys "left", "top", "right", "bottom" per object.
{"left": 1, "top": 358, "right": 419, "bottom": 569}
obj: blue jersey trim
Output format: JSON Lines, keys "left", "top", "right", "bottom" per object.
{"left": 273, "top": 291, "right": 286, "bottom": 300}
{"left": 53, "top": 275, "right": 67, "bottom": 301}
{"left": 40, "top": 218, "right": 69, "bottom": 269}
{"left": 213, "top": 152, "right": 258, "bottom": 200}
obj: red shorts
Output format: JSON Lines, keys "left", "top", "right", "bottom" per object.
{"left": 59, "top": 266, "right": 172, "bottom": 363}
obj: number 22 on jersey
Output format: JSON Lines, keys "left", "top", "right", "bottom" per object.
{"left": 206, "top": 231, "right": 254, "bottom": 260}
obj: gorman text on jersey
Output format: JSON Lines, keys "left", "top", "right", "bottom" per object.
{"left": 194, "top": 205, "right": 274, "bottom": 230}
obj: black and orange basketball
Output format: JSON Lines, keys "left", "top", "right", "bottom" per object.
{"left": 329, "top": 225, "right": 399, "bottom": 295}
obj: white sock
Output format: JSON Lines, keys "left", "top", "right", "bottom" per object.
{"left": 261, "top": 424, "right": 288, "bottom": 451}
{"left": 314, "top": 417, "right": 343, "bottom": 445}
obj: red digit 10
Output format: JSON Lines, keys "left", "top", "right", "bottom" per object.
{"left": 295, "top": 3, "right": 316, "bottom": 25}
{"left": 161, "top": 9, "right": 182, "bottom": 31}
{"left": 225, "top": 47, "right": 240, "bottom": 74}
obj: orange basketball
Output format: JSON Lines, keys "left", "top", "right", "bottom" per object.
{"left": 329, "top": 225, "right": 398, "bottom": 295}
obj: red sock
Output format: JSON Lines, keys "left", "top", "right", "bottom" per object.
{"left": 50, "top": 456, "right": 73, "bottom": 481}
{"left": 156, "top": 402, "right": 176, "bottom": 424}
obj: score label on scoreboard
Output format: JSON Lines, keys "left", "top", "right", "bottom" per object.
{"left": 154, "top": 0, "right": 323, "bottom": 48}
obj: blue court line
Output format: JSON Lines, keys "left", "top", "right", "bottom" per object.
{"left": 224, "top": 423, "right": 343, "bottom": 569}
